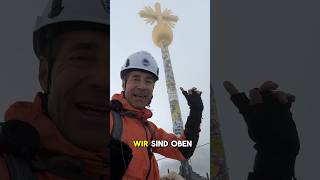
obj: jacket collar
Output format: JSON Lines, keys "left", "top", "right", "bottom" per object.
{"left": 111, "top": 93, "right": 153, "bottom": 122}
{"left": 4, "top": 92, "right": 109, "bottom": 176}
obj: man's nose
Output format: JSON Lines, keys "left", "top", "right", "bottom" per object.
{"left": 136, "top": 80, "right": 148, "bottom": 90}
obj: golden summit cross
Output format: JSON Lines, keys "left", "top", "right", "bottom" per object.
{"left": 139, "top": 2, "right": 178, "bottom": 28}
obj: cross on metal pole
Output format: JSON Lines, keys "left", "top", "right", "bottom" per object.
{"left": 139, "top": 3, "right": 204, "bottom": 179}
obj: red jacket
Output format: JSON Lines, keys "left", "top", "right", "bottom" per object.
{"left": 110, "top": 93, "right": 186, "bottom": 180}
{"left": 0, "top": 93, "right": 110, "bottom": 180}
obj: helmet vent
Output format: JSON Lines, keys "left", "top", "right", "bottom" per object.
{"left": 48, "top": 0, "right": 64, "bottom": 18}
{"left": 142, "top": 59, "right": 150, "bottom": 67}
{"left": 125, "top": 59, "right": 130, "bottom": 67}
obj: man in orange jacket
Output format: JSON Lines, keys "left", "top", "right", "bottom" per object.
{"left": 109, "top": 51, "right": 204, "bottom": 179}
{"left": 0, "top": 0, "right": 123, "bottom": 179}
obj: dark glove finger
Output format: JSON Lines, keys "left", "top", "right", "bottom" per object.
{"left": 223, "top": 81, "right": 251, "bottom": 113}
{"left": 189, "top": 87, "right": 202, "bottom": 96}
{"left": 230, "top": 92, "right": 251, "bottom": 113}
{"left": 286, "top": 93, "right": 296, "bottom": 102}
{"left": 223, "top": 81, "right": 240, "bottom": 95}
{"left": 195, "top": 90, "right": 202, "bottom": 95}
{"left": 180, "top": 87, "right": 188, "bottom": 97}
{"left": 181, "top": 87, "right": 204, "bottom": 110}
{"left": 259, "top": 81, "right": 278, "bottom": 92}
{"left": 191, "top": 87, "right": 202, "bottom": 96}
{"left": 272, "top": 91, "right": 288, "bottom": 104}
{"left": 249, "top": 88, "right": 263, "bottom": 105}
{"left": 188, "top": 88, "right": 194, "bottom": 95}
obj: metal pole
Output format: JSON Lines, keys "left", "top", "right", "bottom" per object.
{"left": 160, "top": 40, "right": 191, "bottom": 178}
{"left": 160, "top": 41, "right": 184, "bottom": 135}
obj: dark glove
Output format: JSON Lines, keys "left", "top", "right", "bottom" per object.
{"left": 178, "top": 87, "right": 203, "bottom": 159}
{"left": 110, "top": 138, "right": 132, "bottom": 180}
{"left": 224, "top": 81, "right": 300, "bottom": 180}
{"left": 180, "top": 87, "right": 203, "bottom": 132}
{"left": 180, "top": 87, "right": 204, "bottom": 111}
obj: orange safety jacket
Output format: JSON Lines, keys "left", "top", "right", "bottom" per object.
{"left": 110, "top": 93, "right": 187, "bottom": 180}
{"left": 0, "top": 93, "right": 110, "bottom": 180}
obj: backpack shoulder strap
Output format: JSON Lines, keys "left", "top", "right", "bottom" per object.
{"left": 111, "top": 110, "right": 123, "bottom": 141}
{"left": 1, "top": 153, "right": 37, "bottom": 180}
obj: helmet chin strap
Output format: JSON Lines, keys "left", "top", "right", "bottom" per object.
{"left": 46, "top": 36, "right": 54, "bottom": 96}
{"left": 42, "top": 30, "right": 58, "bottom": 116}
{"left": 147, "top": 96, "right": 153, "bottom": 107}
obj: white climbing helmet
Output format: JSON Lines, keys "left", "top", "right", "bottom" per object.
{"left": 121, "top": 51, "right": 160, "bottom": 81}
{"left": 33, "top": 0, "right": 109, "bottom": 58}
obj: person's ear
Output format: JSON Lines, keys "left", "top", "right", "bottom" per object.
{"left": 39, "top": 57, "right": 49, "bottom": 93}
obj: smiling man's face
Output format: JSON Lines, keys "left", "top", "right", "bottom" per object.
{"left": 43, "top": 30, "right": 109, "bottom": 150}
{"left": 123, "top": 71, "right": 155, "bottom": 109}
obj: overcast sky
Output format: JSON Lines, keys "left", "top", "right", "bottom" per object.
{"left": 111, "top": 0, "right": 210, "bottom": 177}
{"left": 0, "top": 1, "right": 44, "bottom": 115}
